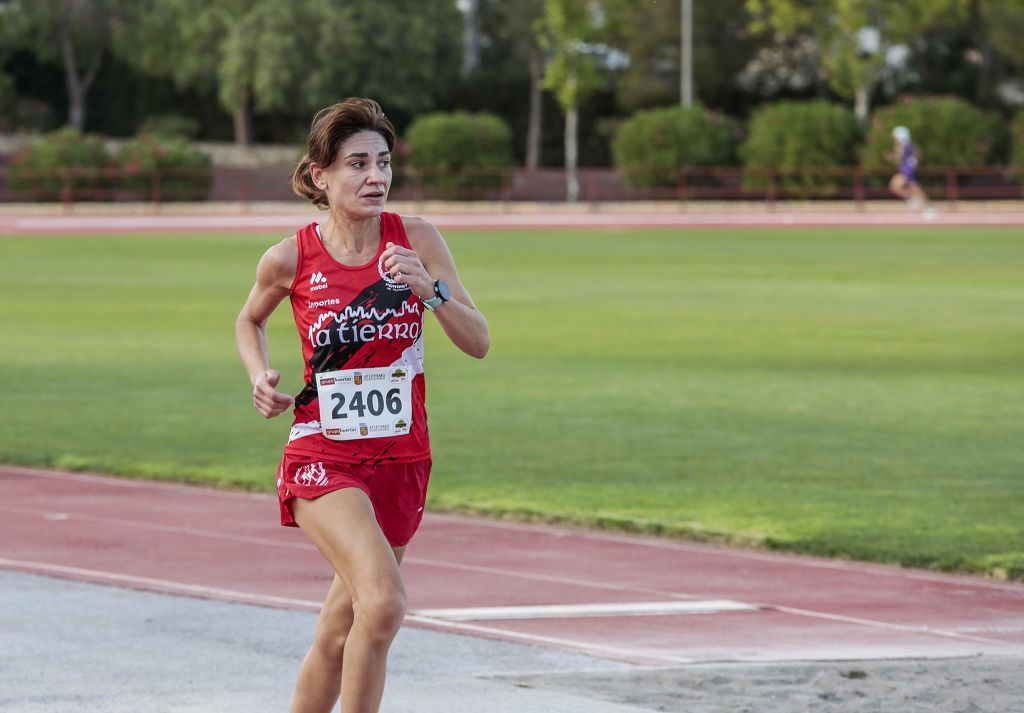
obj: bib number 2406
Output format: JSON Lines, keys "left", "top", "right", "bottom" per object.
{"left": 316, "top": 366, "right": 413, "bottom": 441}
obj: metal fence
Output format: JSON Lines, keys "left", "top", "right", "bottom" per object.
{"left": 0, "top": 164, "right": 1020, "bottom": 209}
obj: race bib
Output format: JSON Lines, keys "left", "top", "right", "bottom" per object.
{"left": 316, "top": 366, "right": 413, "bottom": 441}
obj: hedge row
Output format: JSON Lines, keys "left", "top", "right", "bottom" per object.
{"left": 9, "top": 98, "right": 1022, "bottom": 202}
{"left": 611, "top": 105, "right": 737, "bottom": 187}
{"left": 8, "top": 128, "right": 213, "bottom": 201}
{"left": 404, "top": 111, "right": 514, "bottom": 190}
{"left": 614, "top": 95, "right": 1019, "bottom": 189}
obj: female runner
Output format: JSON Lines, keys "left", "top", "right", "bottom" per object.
{"left": 235, "top": 97, "right": 489, "bottom": 713}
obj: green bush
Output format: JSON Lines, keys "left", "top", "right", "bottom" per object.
{"left": 739, "top": 100, "right": 860, "bottom": 194}
{"left": 612, "top": 104, "right": 737, "bottom": 188}
{"left": 1010, "top": 112, "right": 1024, "bottom": 179}
{"left": 862, "top": 96, "right": 1008, "bottom": 173}
{"left": 118, "top": 134, "right": 213, "bottom": 201}
{"left": 405, "top": 112, "right": 514, "bottom": 193}
{"left": 138, "top": 114, "right": 200, "bottom": 139}
{"left": 7, "top": 128, "right": 113, "bottom": 201}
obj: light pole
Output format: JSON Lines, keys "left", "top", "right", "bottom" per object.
{"left": 681, "top": 0, "right": 693, "bottom": 107}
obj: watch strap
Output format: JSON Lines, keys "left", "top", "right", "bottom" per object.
{"left": 422, "top": 294, "right": 444, "bottom": 311}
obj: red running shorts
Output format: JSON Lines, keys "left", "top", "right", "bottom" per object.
{"left": 277, "top": 454, "right": 431, "bottom": 547}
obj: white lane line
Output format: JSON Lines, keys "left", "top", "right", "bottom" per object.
{"left": 0, "top": 504, "right": 313, "bottom": 551}
{"left": 412, "top": 600, "right": 759, "bottom": 621}
{"left": 0, "top": 505, "right": 703, "bottom": 601}
{"left": 0, "top": 557, "right": 322, "bottom": 611}
{"left": 0, "top": 466, "right": 275, "bottom": 500}
{"left": 404, "top": 615, "right": 695, "bottom": 665}
{"left": 425, "top": 514, "right": 1024, "bottom": 594}
{"left": 404, "top": 555, "right": 700, "bottom": 601}
{"left": 0, "top": 557, "right": 694, "bottom": 665}
{"left": 767, "top": 603, "right": 1024, "bottom": 649}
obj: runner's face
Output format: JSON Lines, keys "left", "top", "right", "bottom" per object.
{"left": 315, "top": 131, "right": 392, "bottom": 220}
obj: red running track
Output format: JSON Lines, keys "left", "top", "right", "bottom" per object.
{"left": 1, "top": 209, "right": 1024, "bottom": 236}
{"left": 1, "top": 465, "right": 1022, "bottom": 666}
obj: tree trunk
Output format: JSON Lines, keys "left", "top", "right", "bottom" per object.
{"left": 67, "top": 80, "right": 86, "bottom": 131}
{"left": 526, "top": 49, "right": 543, "bottom": 171}
{"left": 233, "top": 103, "right": 252, "bottom": 146}
{"left": 461, "top": 0, "right": 481, "bottom": 76}
{"left": 57, "top": 12, "right": 102, "bottom": 131}
{"left": 854, "top": 85, "right": 870, "bottom": 126}
{"left": 565, "top": 105, "right": 579, "bottom": 203}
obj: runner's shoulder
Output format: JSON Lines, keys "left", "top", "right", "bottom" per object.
{"left": 398, "top": 215, "right": 446, "bottom": 251}
{"left": 257, "top": 236, "right": 298, "bottom": 288}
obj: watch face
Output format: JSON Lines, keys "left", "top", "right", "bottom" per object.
{"left": 435, "top": 280, "right": 451, "bottom": 301}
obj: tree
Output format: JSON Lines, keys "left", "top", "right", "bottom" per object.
{"left": 483, "top": 0, "right": 547, "bottom": 169}
{"left": 979, "top": 0, "right": 1024, "bottom": 67}
{"left": 536, "top": 0, "right": 603, "bottom": 201}
{"left": 1, "top": 0, "right": 116, "bottom": 130}
{"left": 604, "top": 0, "right": 757, "bottom": 115}
{"left": 746, "top": 0, "right": 969, "bottom": 123}
{"left": 115, "top": 0, "right": 459, "bottom": 145}
{"left": 114, "top": 0, "right": 340, "bottom": 145}
{"left": 310, "top": 0, "right": 462, "bottom": 126}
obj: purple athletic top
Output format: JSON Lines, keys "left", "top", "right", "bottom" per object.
{"left": 899, "top": 142, "right": 917, "bottom": 180}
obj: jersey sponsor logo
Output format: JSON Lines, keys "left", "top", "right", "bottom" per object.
{"left": 308, "top": 297, "right": 341, "bottom": 309}
{"left": 294, "top": 461, "right": 330, "bottom": 487}
{"left": 310, "top": 272, "right": 329, "bottom": 291}
{"left": 310, "top": 319, "right": 422, "bottom": 348}
{"left": 307, "top": 302, "right": 422, "bottom": 347}
{"left": 377, "top": 256, "right": 411, "bottom": 292}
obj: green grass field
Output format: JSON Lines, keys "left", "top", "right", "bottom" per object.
{"left": 1, "top": 226, "right": 1022, "bottom": 578}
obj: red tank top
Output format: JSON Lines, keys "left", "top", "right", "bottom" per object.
{"left": 284, "top": 213, "right": 429, "bottom": 464}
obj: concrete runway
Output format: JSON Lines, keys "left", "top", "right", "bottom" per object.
{"left": 0, "top": 570, "right": 636, "bottom": 713}
{"left": 4, "top": 571, "right": 1024, "bottom": 713}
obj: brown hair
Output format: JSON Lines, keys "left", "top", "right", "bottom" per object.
{"left": 292, "top": 98, "right": 397, "bottom": 209}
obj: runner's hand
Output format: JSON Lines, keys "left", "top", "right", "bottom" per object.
{"left": 381, "top": 242, "right": 433, "bottom": 300}
{"left": 253, "top": 369, "right": 294, "bottom": 418}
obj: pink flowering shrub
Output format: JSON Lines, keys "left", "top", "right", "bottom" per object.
{"left": 8, "top": 128, "right": 113, "bottom": 201}
{"left": 118, "top": 134, "right": 212, "bottom": 201}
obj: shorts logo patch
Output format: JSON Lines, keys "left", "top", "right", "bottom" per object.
{"left": 294, "top": 461, "right": 329, "bottom": 487}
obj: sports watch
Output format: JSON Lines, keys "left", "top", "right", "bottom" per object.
{"left": 422, "top": 279, "right": 451, "bottom": 311}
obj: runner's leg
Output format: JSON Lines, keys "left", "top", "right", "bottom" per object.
{"left": 889, "top": 173, "right": 910, "bottom": 200}
{"left": 909, "top": 180, "right": 929, "bottom": 208}
{"left": 290, "top": 489, "right": 407, "bottom": 713}
{"left": 290, "top": 573, "right": 353, "bottom": 712}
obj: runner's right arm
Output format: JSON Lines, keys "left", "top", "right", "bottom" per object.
{"left": 236, "top": 239, "right": 297, "bottom": 418}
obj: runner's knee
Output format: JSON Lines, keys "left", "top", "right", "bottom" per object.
{"left": 353, "top": 586, "right": 407, "bottom": 640}
{"left": 313, "top": 604, "right": 354, "bottom": 661}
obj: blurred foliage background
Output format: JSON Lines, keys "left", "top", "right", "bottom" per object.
{"left": 0, "top": 0, "right": 1022, "bottom": 175}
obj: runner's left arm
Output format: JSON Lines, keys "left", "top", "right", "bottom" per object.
{"left": 382, "top": 218, "right": 489, "bottom": 359}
